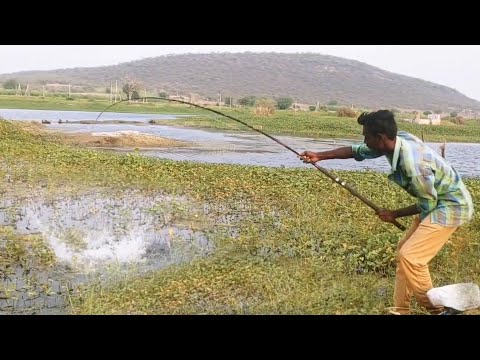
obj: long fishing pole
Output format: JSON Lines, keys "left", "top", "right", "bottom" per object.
{"left": 96, "top": 96, "right": 406, "bottom": 231}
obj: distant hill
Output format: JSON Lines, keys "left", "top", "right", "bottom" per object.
{"left": 1, "top": 52, "right": 479, "bottom": 111}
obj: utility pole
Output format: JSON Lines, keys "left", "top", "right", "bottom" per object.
{"left": 42, "top": 85, "right": 46, "bottom": 98}
{"left": 110, "top": 81, "right": 113, "bottom": 103}
{"left": 68, "top": 83, "right": 71, "bottom": 98}
{"left": 115, "top": 80, "right": 118, "bottom": 102}
{"left": 440, "top": 142, "right": 446, "bottom": 159}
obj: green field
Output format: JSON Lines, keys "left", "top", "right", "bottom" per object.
{"left": 1, "top": 119, "right": 478, "bottom": 315}
{"left": 0, "top": 95, "right": 199, "bottom": 114}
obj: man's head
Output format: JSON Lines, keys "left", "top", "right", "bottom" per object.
{"left": 357, "top": 110, "right": 397, "bottom": 153}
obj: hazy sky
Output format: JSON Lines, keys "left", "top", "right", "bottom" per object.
{"left": 1, "top": 45, "right": 480, "bottom": 101}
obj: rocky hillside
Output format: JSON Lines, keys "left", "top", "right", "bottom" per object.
{"left": 1, "top": 52, "right": 479, "bottom": 110}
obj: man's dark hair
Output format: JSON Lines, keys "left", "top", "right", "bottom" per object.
{"left": 357, "top": 110, "right": 397, "bottom": 140}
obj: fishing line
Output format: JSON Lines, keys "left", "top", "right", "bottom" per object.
{"left": 96, "top": 97, "right": 405, "bottom": 231}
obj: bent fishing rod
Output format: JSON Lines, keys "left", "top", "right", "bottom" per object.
{"left": 96, "top": 97, "right": 406, "bottom": 231}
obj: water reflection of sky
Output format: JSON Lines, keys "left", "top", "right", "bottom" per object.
{"left": 0, "top": 108, "right": 190, "bottom": 121}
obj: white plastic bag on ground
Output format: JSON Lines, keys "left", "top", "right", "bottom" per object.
{"left": 427, "top": 283, "right": 480, "bottom": 311}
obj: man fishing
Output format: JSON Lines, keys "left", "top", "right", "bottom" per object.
{"left": 300, "top": 110, "right": 474, "bottom": 315}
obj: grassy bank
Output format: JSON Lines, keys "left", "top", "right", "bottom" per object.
{"left": 0, "top": 95, "right": 199, "bottom": 115}
{"left": 1, "top": 119, "right": 479, "bottom": 314}
{"left": 158, "top": 111, "right": 480, "bottom": 143}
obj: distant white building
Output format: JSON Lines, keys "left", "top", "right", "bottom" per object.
{"left": 426, "top": 113, "right": 441, "bottom": 125}
{"left": 404, "top": 112, "right": 441, "bottom": 125}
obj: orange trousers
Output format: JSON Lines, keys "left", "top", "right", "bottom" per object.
{"left": 394, "top": 215, "right": 458, "bottom": 314}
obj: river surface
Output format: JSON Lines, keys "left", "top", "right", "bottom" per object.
{"left": 2, "top": 108, "right": 479, "bottom": 177}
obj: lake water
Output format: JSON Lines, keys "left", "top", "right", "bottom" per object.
{"left": 2, "top": 108, "right": 479, "bottom": 177}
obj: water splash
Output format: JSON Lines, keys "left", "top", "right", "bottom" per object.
{"left": 0, "top": 190, "right": 222, "bottom": 314}
{"left": 3, "top": 192, "right": 214, "bottom": 273}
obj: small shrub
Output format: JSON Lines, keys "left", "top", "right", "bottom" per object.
{"left": 337, "top": 107, "right": 357, "bottom": 118}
